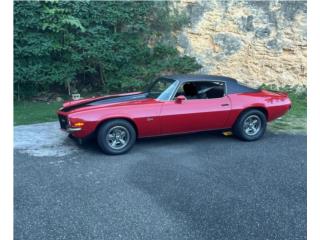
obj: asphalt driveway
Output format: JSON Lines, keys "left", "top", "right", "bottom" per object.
{"left": 14, "top": 122, "right": 306, "bottom": 240}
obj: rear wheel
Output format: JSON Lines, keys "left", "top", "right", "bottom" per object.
{"left": 233, "top": 109, "right": 267, "bottom": 141}
{"left": 97, "top": 119, "right": 136, "bottom": 155}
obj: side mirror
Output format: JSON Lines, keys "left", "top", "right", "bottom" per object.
{"left": 175, "top": 95, "right": 186, "bottom": 104}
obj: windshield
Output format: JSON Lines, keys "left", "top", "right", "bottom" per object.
{"left": 146, "top": 78, "right": 179, "bottom": 100}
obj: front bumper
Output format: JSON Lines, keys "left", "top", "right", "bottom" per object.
{"left": 57, "top": 111, "right": 98, "bottom": 139}
{"left": 58, "top": 113, "right": 82, "bottom": 133}
{"left": 66, "top": 127, "right": 82, "bottom": 132}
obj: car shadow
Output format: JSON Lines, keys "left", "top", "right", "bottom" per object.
{"left": 74, "top": 130, "right": 238, "bottom": 155}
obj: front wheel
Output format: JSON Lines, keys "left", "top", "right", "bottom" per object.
{"left": 233, "top": 109, "right": 267, "bottom": 141}
{"left": 97, "top": 119, "right": 136, "bottom": 155}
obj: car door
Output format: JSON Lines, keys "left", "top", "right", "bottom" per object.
{"left": 159, "top": 81, "right": 231, "bottom": 135}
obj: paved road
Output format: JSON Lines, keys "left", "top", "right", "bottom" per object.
{"left": 14, "top": 122, "right": 306, "bottom": 240}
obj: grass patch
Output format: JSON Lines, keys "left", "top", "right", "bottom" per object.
{"left": 263, "top": 85, "right": 307, "bottom": 134}
{"left": 14, "top": 101, "right": 62, "bottom": 125}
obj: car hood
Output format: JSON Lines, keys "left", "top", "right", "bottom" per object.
{"left": 61, "top": 92, "right": 149, "bottom": 112}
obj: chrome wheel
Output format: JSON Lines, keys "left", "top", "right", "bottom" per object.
{"left": 243, "top": 115, "right": 261, "bottom": 136}
{"left": 106, "top": 126, "right": 130, "bottom": 150}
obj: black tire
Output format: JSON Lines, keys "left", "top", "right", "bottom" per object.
{"left": 97, "top": 119, "right": 136, "bottom": 155}
{"left": 233, "top": 109, "right": 267, "bottom": 141}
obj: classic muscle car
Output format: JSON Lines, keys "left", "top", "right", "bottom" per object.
{"left": 57, "top": 75, "right": 291, "bottom": 155}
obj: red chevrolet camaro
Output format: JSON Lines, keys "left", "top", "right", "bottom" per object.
{"left": 57, "top": 75, "right": 291, "bottom": 155}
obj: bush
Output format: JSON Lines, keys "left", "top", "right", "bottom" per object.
{"left": 14, "top": 1, "right": 201, "bottom": 99}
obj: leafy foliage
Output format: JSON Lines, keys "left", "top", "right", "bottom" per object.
{"left": 14, "top": 1, "right": 201, "bottom": 99}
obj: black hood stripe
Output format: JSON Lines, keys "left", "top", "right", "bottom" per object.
{"left": 62, "top": 93, "right": 147, "bottom": 112}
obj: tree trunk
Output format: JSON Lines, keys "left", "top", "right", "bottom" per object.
{"left": 66, "top": 80, "right": 71, "bottom": 95}
{"left": 17, "top": 81, "right": 20, "bottom": 101}
{"left": 99, "top": 64, "right": 105, "bottom": 86}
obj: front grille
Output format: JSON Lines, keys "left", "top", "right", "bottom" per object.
{"left": 58, "top": 115, "right": 68, "bottom": 130}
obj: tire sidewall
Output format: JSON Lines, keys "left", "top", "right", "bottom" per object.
{"left": 97, "top": 120, "right": 136, "bottom": 155}
{"left": 234, "top": 110, "right": 267, "bottom": 141}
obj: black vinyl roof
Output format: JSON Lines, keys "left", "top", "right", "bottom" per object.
{"left": 163, "top": 74, "right": 237, "bottom": 83}
{"left": 162, "top": 74, "right": 258, "bottom": 94}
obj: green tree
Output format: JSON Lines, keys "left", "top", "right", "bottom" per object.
{"left": 14, "top": 1, "right": 201, "bottom": 99}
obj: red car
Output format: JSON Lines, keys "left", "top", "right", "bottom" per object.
{"left": 57, "top": 75, "right": 291, "bottom": 155}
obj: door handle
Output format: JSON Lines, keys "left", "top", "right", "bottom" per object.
{"left": 221, "top": 103, "right": 229, "bottom": 106}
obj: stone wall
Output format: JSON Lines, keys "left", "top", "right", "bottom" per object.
{"left": 174, "top": 0, "right": 307, "bottom": 87}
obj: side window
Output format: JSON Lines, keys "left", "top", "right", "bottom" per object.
{"left": 175, "top": 81, "right": 225, "bottom": 100}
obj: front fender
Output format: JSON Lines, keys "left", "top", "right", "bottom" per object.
{"left": 67, "top": 112, "right": 135, "bottom": 139}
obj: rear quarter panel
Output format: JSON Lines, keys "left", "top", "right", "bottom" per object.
{"left": 225, "top": 91, "right": 291, "bottom": 127}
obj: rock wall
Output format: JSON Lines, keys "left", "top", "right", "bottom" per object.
{"left": 174, "top": 0, "right": 307, "bottom": 87}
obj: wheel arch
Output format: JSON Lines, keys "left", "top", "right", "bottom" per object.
{"left": 95, "top": 117, "right": 139, "bottom": 137}
{"left": 234, "top": 106, "right": 269, "bottom": 126}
